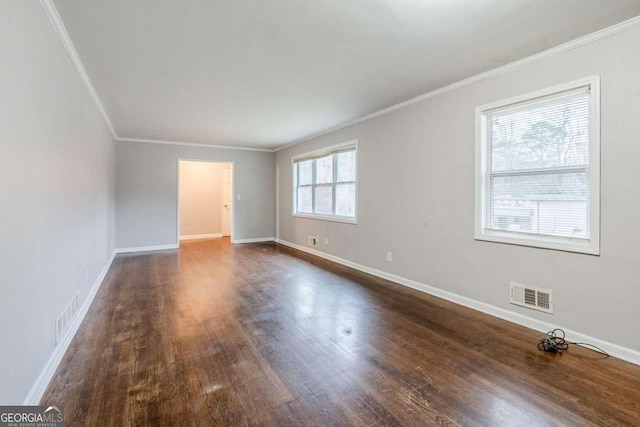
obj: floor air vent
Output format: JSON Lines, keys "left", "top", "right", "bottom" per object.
{"left": 510, "top": 282, "right": 553, "bottom": 314}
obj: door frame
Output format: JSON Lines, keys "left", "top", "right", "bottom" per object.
{"left": 221, "top": 164, "right": 233, "bottom": 237}
{"left": 176, "top": 159, "right": 235, "bottom": 246}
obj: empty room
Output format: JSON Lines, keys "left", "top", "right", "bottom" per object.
{"left": 3, "top": 0, "right": 640, "bottom": 425}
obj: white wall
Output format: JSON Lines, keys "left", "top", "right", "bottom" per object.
{"left": 276, "top": 25, "right": 640, "bottom": 354}
{"left": 179, "top": 161, "right": 225, "bottom": 238}
{"left": 0, "top": 2, "right": 116, "bottom": 403}
{"left": 116, "top": 142, "right": 274, "bottom": 248}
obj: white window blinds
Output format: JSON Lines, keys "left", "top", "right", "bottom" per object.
{"left": 293, "top": 143, "right": 357, "bottom": 221}
{"left": 476, "top": 78, "right": 599, "bottom": 254}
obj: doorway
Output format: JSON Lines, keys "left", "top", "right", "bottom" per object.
{"left": 221, "top": 165, "right": 232, "bottom": 237}
{"left": 178, "top": 160, "right": 233, "bottom": 245}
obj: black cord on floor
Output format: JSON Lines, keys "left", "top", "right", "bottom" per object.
{"left": 538, "top": 328, "right": 609, "bottom": 357}
{"left": 538, "top": 328, "right": 569, "bottom": 353}
{"left": 570, "top": 341, "right": 610, "bottom": 356}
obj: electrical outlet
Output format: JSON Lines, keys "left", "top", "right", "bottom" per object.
{"left": 386, "top": 252, "right": 392, "bottom": 262}
{"left": 308, "top": 235, "right": 318, "bottom": 247}
{"left": 324, "top": 238, "right": 329, "bottom": 246}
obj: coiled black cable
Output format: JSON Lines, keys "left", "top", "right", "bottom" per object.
{"left": 538, "top": 328, "right": 609, "bottom": 356}
{"left": 538, "top": 328, "right": 570, "bottom": 353}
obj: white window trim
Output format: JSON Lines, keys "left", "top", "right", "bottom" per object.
{"left": 474, "top": 76, "right": 600, "bottom": 255}
{"left": 292, "top": 140, "right": 358, "bottom": 224}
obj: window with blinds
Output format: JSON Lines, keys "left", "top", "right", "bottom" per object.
{"left": 293, "top": 141, "right": 357, "bottom": 222}
{"left": 475, "top": 77, "right": 600, "bottom": 254}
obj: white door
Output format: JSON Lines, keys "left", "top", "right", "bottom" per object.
{"left": 222, "top": 166, "right": 232, "bottom": 237}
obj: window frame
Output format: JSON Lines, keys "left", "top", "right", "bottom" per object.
{"left": 475, "top": 76, "right": 600, "bottom": 255}
{"left": 292, "top": 140, "right": 358, "bottom": 224}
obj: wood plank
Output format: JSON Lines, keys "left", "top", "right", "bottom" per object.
{"left": 42, "top": 238, "right": 640, "bottom": 426}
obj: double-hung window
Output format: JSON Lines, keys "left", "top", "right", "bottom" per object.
{"left": 475, "top": 77, "right": 600, "bottom": 254}
{"left": 293, "top": 141, "right": 357, "bottom": 222}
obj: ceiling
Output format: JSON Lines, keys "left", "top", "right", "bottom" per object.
{"left": 53, "top": 0, "right": 640, "bottom": 150}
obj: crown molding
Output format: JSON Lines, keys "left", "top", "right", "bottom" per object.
{"left": 40, "top": 0, "right": 118, "bottom": 140}
{"left": 117, "top": 137, "right": 276, "bottom": 152}
{"left": 274, "top": 14, "right": 640, "bottom": 152}
{"left": 41, "top": 0, "right": 276, "bottom": 152}
{"left": 40, "top": 0, "right": 640, "bottom": 154}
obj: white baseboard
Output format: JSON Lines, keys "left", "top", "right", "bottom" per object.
{"left": 232, "top": 237, "right": 275, "bottom": 244}
{"left": 275, "top": 238, "right": 640, "bottom": 366}
{"left": 180, "top": 233, "right": 223, "bottom": 241}
{"left": 115, "top": 244, "right": 179, "bottom": 253}
{"left": 23, "top": 250, "right": 116, "bottom": 405}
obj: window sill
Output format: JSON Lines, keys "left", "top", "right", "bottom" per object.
{"left": 292, "top": 213, "right": 358, "bottom": 225}
{"left": 475, "top": 230, "right": 599, "bottom": 255}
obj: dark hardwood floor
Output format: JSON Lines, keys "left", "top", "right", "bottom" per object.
{"left": 43, "top": 238, "right": 640, "bottom": 426}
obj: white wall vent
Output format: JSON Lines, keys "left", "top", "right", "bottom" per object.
{"left": 509, "top": 282, "right": 553, "bottom": 314}
{"left": 55, "top": 292, "right": 81, "bottom": 345}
